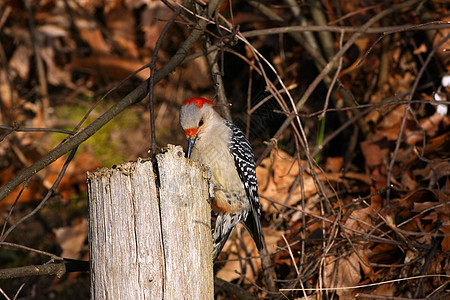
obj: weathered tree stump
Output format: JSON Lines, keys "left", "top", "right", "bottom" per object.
{"left": 87, "top": 145, "right": 213, "bottom": 299}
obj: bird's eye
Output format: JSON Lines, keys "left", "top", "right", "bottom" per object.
{"left": 198, "top": 120, "right": 204, "bottom": 126}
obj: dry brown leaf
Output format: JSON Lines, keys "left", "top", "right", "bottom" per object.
{"left": 436, "top": 180, "right": 450, "bottom": 218}
{"left": 103, "top": 0, "right": 123, "bottom": 13}
{"left": 406, "top": 112, "right": 446, "bottom": 145}
{"left": 324, "top": 251, "right": 362, "bottom": 298}
{"left": 357, "top": 283, "right": 395, "bottom": 299}
{"left": 256, "top": 162, "right": 270, "bottom": 190}
{"left": 360, "top": 135, "right": 383, "bottom": 168}
{"left": 325, "top": 157, "right": 343, "bottom": 173}
{"left": 105, "top": 7, "right": 139, "bottom": 58}
{"left": 401, "top": 171, "right": 419, "bottom": 191}
{"left": 271, "top": 150, "right": 299, "bottom": 190}
{"left": 339, "top": 37, "right": 370, "bottom": 77}
{"left": 412, "top": 201, "right": 439, "bottom": 214}
{"left": 68, "top": 54, "right": 147, "bottom": 83}
{"left": 0, "top": 149, "right": 103, "bottom": 208}
{"left": 370, "top": 186, "right": 383, "bottom": 211}
{"left": 0, "top": 74, "right": 18, "bottom": 110}
{"left": 9, "top": 45, "right": 32, "bottom": 80}
{"left": 413, "top": 43, "right": 428, "bottom": 55}
{"left": 45, "top": 151, "right": 100, "bottom": 201}
{"left": 412, "top": 161, "right": 450, "bottom": 188}
{"left": 141, "top": 2, "right": 173, "bottom": 50}
{"left": 77, "top": 27, "right": 110, "bottom": 54}
{"left": 216, "top": 227, "right": 281, "bottom": 282}
{"left": 421, "top": 131, "right": 450, "bottom": 157}
{"left": 424, "top": 161, "right": 450, "bottom": 186}
{"left": 439, "top": 224, "right": 450, "bottom": 252}
{"left": 389, "top": 72, "right": 416, "bottom": 95}
{"left": 365, "top": 83, "right": 390, "bottom": 124}
{"left": 358, "top": 251, "right": 374, "bottom": 280}
{"left": 377, "top": 123, "right": 404, "bottom": 141}
{"left": 402, "top": 189, "right": 436, "bottom": 206}
{"left": 257, "top": 150, "right": 317, "bottom": 213}
{"left": 40, "top": 45, "right": 72, "bottom": 87}
{"left": 53, "top": 218, "right": 88, "bottom": 259}
{"left": 182, "top": 58, "right": 213, "bottom": 90}
{"left": 344, "top": 206, "right": 374, "bottom": 236}
{"left": 366, "top": 69, "right": 414, "bottom": 130}
{"left": 0, "top": 165, "right": 44, "bottom": 207}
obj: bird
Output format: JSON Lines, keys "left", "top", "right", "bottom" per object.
{"left": 179, "top": 97, "right": 264, "bottom": 261}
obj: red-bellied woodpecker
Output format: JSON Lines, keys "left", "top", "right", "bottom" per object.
{"left": 180, "top": 97, "right": 264, "bottom": 261}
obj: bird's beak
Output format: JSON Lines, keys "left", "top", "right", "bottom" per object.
{"left": 186, "top": 135, "right": 198, "bottom": 158}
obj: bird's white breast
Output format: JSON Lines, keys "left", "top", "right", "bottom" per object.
{"left": 191, "top": 120, "right": 245, "bottom": 195}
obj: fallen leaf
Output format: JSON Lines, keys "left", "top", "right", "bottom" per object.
{"left": 436, "top": 180, "right": 450, "bottom": 218}
{"left": 413, "top": 43, "right": 428, "bottom": 55}
{"left": 257, "top": 150, "right": 317, "bottom": 213}
{"left": 9, "top": 45, "right": 32, "bottom": 80}
{"left": 401, "top": 171, "right": 419, "bottom": 191}
{"left": 53, "top": 218, "right": 88, "bottom": 259}
{"left": 105, "top": 7, "right": 139, "bottom": 58}
{"left": 439, "top": 224, "right": 450, "bottom": 252}
{"left": 324, "top": 251, "right": 362, "bottom": 298}
{"left": 360, "top": 135, "right": 383, "bottom": 168}
{"left": 406, "top": 112, "right": 445, "bottom": 145}
{"left": 216, "top": 227, "right": 281, "bottom": 282}
{"left": 344, "top": 206, "right": 374, "bottom": 236}
{"left": 141, "top": 2, "right": 173, "bottom": 50}
{"left": 357, "top": 283, "right": 395, "bottom": 298}
{"left": 325, "top": 157, "right": 343, "bottom": 173}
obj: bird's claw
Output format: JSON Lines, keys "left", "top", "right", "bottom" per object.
{"left": 202, "top": 164, "right": 215, "bottom": 203}
{"left": 202, "top": 164, "right": 212, "bottom": 180}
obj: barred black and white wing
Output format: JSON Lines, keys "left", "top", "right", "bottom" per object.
{"left": 225, "top": 120, "right": 265, "bottom": 251}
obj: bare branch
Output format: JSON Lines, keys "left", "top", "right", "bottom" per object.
{"left": 0, "top": 260, "right": 89, "bottom": 280}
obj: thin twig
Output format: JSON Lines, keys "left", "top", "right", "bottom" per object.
{"left": 320, "top": 30, "right": 344, "bottom": 120}
{"left": 0, "top": 177, "right": 32, "bottom": 238}
{"left": 0, "top": 125, "right": 76, "bottom": 142}
{"left": 280, "top": 274, "right": 450, "bottom": 292}
{"left": 0, "top": 242, "right": 63, "bottom": 260}
{"left": 241, "top": 22, "right": 450, "bottom": 38}
{"left": 12, "top": 283, "right": 25, "bottom": 300}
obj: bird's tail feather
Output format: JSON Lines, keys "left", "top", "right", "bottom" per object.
{"left": 212, "top": 212, "right": 240, "bottom": 261}
{"left": 243, "top": 209, "right": 265, "bottom": 251}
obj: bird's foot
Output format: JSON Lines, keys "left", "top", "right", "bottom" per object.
{"left": 202, "top": 164, "right": 220, "bottom": 203}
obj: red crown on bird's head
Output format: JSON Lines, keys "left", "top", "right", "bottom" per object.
{"left": 182, "top": 97, "right": 213, "bottom": 109}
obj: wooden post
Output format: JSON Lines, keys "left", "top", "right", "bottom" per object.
{"left": 87, "top": 145, "right": 213, "bottom": 299}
